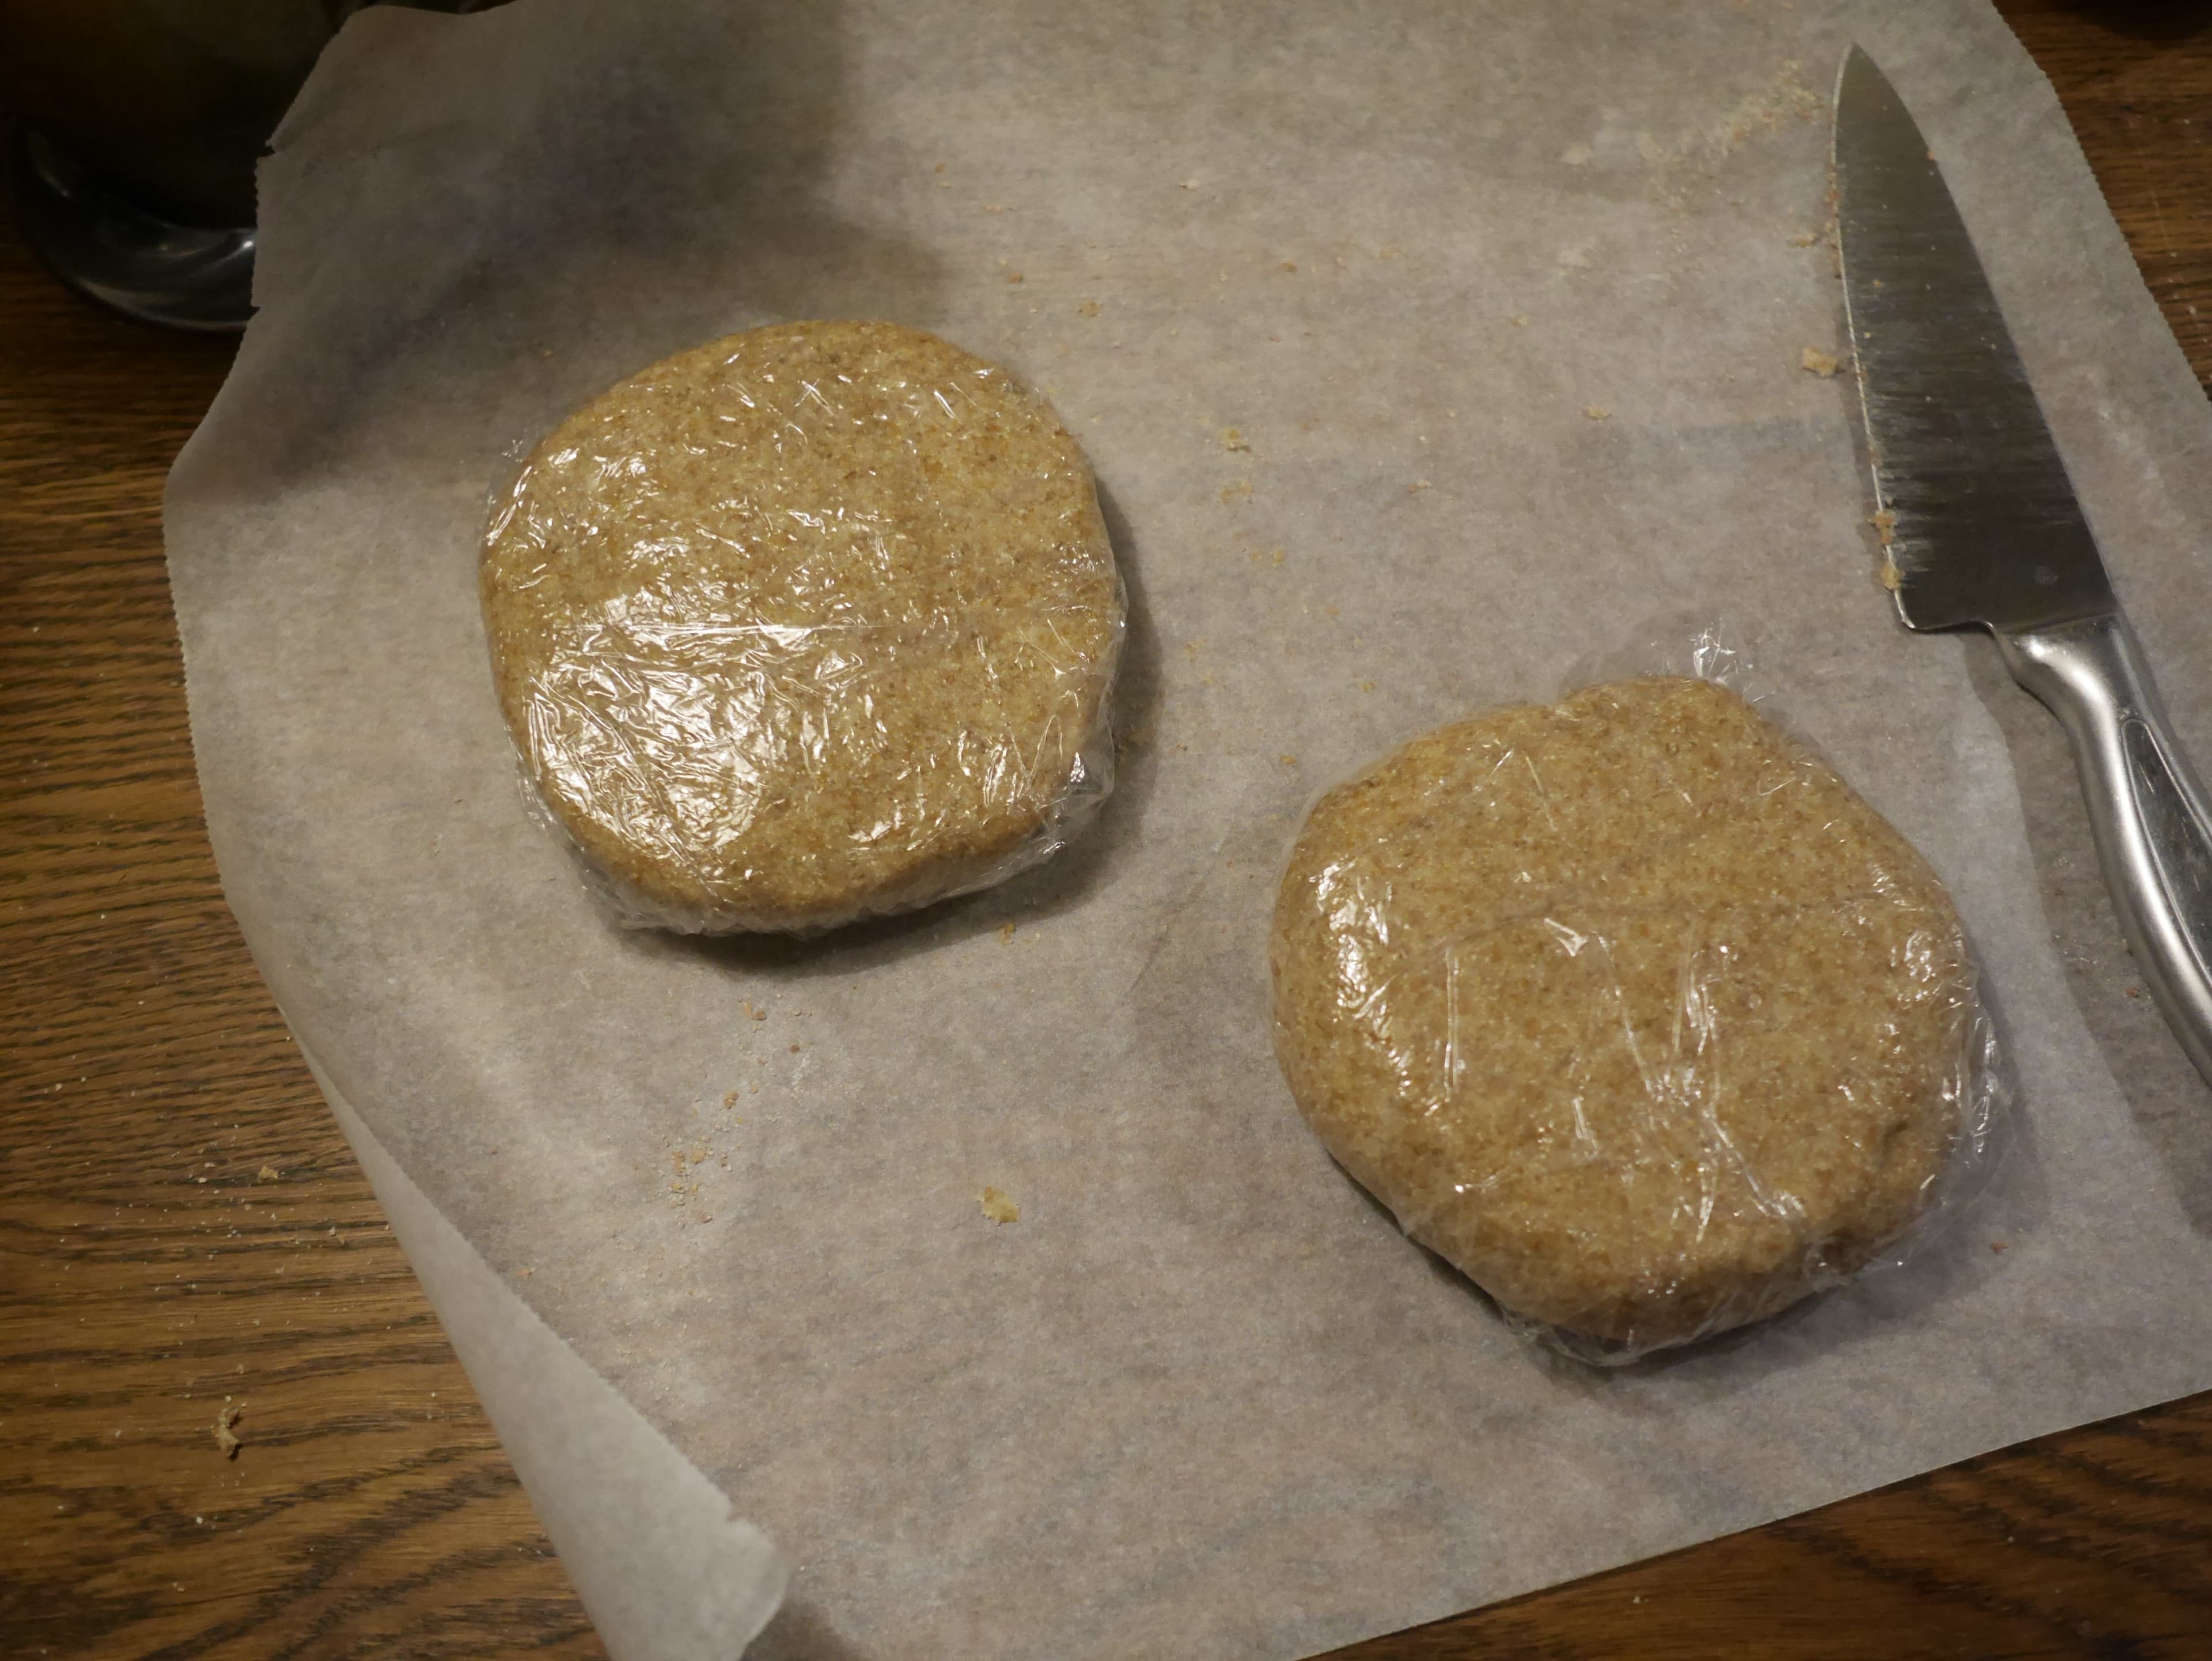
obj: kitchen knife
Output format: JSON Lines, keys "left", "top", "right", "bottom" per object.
{"left": 1831, "top": 44, "right": 2212, "bottom": 1085}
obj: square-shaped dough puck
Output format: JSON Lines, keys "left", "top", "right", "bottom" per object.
{"left": 1270, "top": 676, "right": 1986, "bottom": 1352}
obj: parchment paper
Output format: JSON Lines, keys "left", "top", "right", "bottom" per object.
{"left": 165, "top": 1, "right": 2212, "bottom": 1656}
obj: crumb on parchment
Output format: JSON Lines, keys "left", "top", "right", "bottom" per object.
{"left": 1800, "top": 346, "right": 1840, "bottom": 377}
{"left": 981, "top": 1187, "right": 1020, "bottom": 1224}
{"left": 1582, "top": 406, "right": 1612, "bottom": 421}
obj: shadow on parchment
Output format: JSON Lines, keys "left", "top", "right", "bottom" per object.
{"left": 1823, "top": 303, "right": 2212, "bottom": 1240}
{"left": 745, "top": 1598, "right": 869, "bottom": 1661}
{"left": 620, "top": 476, "right": 1167, "bottom": 982}
{"left": 223, "top": 0, "right": 948, "bottom": 490}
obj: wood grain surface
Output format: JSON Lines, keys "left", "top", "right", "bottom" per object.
{"left": 5, "top": 5, "right": 2210, "bottom": 1657}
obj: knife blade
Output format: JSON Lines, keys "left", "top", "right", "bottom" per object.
{"left": 1832, "top": 43, "right": 2212, "bottom": 1086}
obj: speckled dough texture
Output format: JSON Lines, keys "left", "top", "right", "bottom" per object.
{"left": 1271, "top": 678, "right": 1984, "bottom": 1353}
{"left": 481, "top": 320, "right": 1123, "bottom": 932}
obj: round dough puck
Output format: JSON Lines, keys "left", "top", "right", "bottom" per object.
{"left": 482, "top": 320, "right": 1123, "bottom": 932}
{"left": 1270, "top": 676, "right": 1980, "bottom": 1352}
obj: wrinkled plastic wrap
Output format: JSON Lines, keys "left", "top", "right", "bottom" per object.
{"left": 480, "top": 319, "right": 1124, "bottom": 933}
{"left": 1271, "top": 643, "right": 2000, "bottom": 1363}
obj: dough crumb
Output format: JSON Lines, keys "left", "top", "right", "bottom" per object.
{"left": 1408, "top": 479, "right": 1432, "bottom": 493}
{"left": 1222, "top": 427, "right": 1250, "bottom": 451}
{"left": 1789, "top": 229, "right": 1820, "bottom": 247}
{"left": 256, "top": 1165, "right": 279, "bottom": 1183}
{"left": 980, "top": 1187, "right": 1020, "bottom": 1224}
{"left": 1872, "top": 509, "right": 1898, "bottom": 546}
{"left": 1005, "top": 270, "right": 1024, "bottom": 284}
{"left": 1800, "top": 345, "right": 1840, "bottom": 377}
{"left": 1078, "top": 300, "right": 1100, "bottom": 317}
{"left": 214, "top": 1404, "right": 244, "bottom": 1460}
{"left": 1280, "top": 260, "right": 1297, "bottom": 273}
{"left": 1509, "top": 315, "right": 1529, "bottom": 328}
{"left": 1582, "top": 405, "right": 1612, "bottom": 421}
{"left": 1878, "top": 554, "right": 1904, "bottom": 592}
{"left": 998, "top": 921, "right": 1017, "bottom": 944}
{"left": 723, "top": 1091, "right": 740, "bottom": 1109}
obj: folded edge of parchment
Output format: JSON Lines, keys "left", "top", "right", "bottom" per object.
{"left": 302, "top": 1046, "right": 787, "bottom": 1660}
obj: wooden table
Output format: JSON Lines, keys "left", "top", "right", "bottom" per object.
{"left": 6, "top": 5, "right": 2211, "bottom": 1655}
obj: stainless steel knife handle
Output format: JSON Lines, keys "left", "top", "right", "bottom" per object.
{"left": 1995, "top": 612, "right": 2212, "bottom": 1084}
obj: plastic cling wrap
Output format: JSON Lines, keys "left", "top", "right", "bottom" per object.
{"left": 480, "top": 320, "right": 1124, "bottom": 933}
{"left": 1270, "top": 672, "right": 1998, "bottom": 1362}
